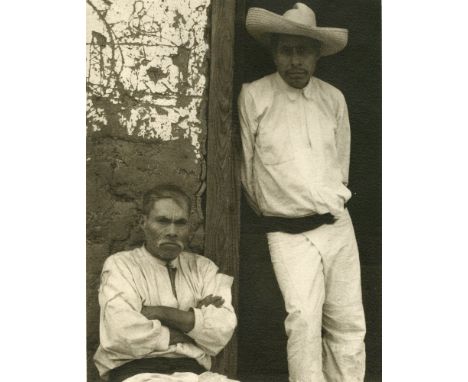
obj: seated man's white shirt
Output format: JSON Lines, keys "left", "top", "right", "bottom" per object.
{"left": 238, "top": 72, "right": 352, "bottom": 217}
{"left": 94, "top": 246, "right": 237, "bottom": 380}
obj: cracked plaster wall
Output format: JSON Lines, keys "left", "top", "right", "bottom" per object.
{"left": 86, "top": 1, "right": 211, "bottom": 380}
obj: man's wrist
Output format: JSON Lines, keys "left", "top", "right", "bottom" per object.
{"left": 142, "top": 306, "right": 195, "bottom": 333}
{"left": 142, "top": 306, "right": 164, "bottom": 321}
{"left": 169, "top": 328, "right": 193, "bottom": 345}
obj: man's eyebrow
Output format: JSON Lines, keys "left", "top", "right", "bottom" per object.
{"left": 154, "top": 215, "right": 171, "bottom": 220}
{"left": 154, "top": 215, "right": 188, "bottom": 223}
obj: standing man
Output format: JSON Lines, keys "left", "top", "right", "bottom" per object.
{"left": 239, "top": 3, "right": 366, "bottom": 381}
{"left": 94, "top": 184, "right": 237, "bottom": 382}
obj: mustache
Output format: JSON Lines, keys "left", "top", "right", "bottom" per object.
{"left": 286, "top": 70, "right": 307, "bottom": 75}
{"left": 157, "top": 240, "right": 185, "bottom": 250}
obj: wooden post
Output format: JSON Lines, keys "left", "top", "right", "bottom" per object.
{"left": 204, "top": 0, "right": 240, "bottom": 378}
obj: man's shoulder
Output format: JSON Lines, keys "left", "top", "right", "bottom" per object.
{"left": 179, "top": 251, "right": 218, "bottom": 271}
{"left": 241, "top": 73, "right": 276, "bottom": 96}
{"left": 104, "top": 247, "right": 143, "bottom": 269}
{"left": 312, "top": 77, "right": 346, "bottom": 101}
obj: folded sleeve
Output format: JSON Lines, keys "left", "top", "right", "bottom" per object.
{"left": 98, "top": 255, "right": 170, "bottom": 358}
{"left": 186, "top": 262, "right": 237, "bottom": 356}
{"left": 334, "top": 92, "right": 351, "bottom": 186}
{"left": 238, "top": 85, "right": 261, "bottom": 215}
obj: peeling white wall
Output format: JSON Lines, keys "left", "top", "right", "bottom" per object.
{"left": 86, "top": 0, "right": 210, "bottom": 159}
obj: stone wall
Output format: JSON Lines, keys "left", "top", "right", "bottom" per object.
{"left": 86, "top": 1, "right": 211, "bottom": 380}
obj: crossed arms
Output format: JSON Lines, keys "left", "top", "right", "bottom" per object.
{"left": 98, "top": 255, "right": 237, "bottom": 360}
{"left": 141, "top": 294, "right": 225, "bottom": 345}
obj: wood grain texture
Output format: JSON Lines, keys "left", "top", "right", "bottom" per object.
{"left": 205, "top": 0, "right": 240, "bottom": 378}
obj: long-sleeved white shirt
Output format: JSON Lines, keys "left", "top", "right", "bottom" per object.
{"left": 94, "top": 246, "right": 237, "bottom": 379}
{"left": 238, "top": 72, "right": 352, "bottom": 217}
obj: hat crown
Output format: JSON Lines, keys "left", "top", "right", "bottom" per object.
{"left": 245, "top": 3, "right": 348, "bottom": 56}
{"left": 283, "top": 3, "right": 317, "bottom": 28}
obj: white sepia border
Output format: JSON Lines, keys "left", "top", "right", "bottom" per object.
{"left": 1, "top": 0, "right": 468, "bottom": 381}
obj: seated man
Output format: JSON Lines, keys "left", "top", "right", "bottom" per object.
{"left": 94, "top": 185, "right": 238, "bottom": 382}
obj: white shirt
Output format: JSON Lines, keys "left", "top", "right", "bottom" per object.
{"left": 238, "top": 72, "right": 352, "bottom": 217}
{"left": 94, "top": 246, "right": 237, "bottom": 379}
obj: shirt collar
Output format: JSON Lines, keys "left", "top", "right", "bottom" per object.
{"left": 273, "top": 72, "right": 315, "bottom": 101}
{"left": 141, "top": 245, "right": 179, "bottom": 268}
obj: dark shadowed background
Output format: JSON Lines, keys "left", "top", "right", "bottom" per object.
{"left": 235, "top": 1, "right": 381, "bottom": 380}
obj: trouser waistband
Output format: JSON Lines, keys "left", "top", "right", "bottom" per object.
{"left": 261, "top": 213, "right": 336, "bottom": 234}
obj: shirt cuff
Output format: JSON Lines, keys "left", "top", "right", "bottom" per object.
{"left": 153, "top": 322, "right": 170, "bottom": 351}
{"left": 185, "top": 308, "right": 204, "bottom": 339}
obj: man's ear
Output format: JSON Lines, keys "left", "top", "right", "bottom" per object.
{"left": 272, "top": 50, "right": 278, "bottom": 65}
{"left": 139, "top": 214, "right": 147, "bottom": 228}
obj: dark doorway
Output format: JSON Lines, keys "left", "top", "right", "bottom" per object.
{"left": 235, "top": 1, "right": 381, "bottom": 380}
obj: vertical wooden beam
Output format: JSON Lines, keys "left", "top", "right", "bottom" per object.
{"left": 204, "top": 0, "right": 239, "bottom": 378}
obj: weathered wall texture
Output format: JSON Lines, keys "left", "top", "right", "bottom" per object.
{"left": 86, "top": 1, "right": 211, "bottom": 380}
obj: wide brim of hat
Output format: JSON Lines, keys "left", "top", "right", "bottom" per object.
{"left": 246, "top": 7, "right": 348, "bottom": 56}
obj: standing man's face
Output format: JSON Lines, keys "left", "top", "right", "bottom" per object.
{"left": 142, "top": 198, "right": 190, "bottom": 262}
{"left": 273, "top": 34, "right": 320, "bottom": 89}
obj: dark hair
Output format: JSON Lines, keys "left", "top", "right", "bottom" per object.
{"left": 270, "top": 33, "right": 322, "bottom": 56}
{"left": 141, "top": 184, "right": 192, "bottom": 216}
{"left": 270, "top": 33, "right": 281, "bottom": 52}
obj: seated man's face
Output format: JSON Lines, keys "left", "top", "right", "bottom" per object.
{"left": 273, "top": 34, "right": 320, "bottom": 89}
{"left": 142, "top": 198, "right": 190, "bottom": 261}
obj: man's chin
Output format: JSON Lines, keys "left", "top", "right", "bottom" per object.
{"left": 287, "top": 78, "right": 308, "bottom": 89}
{"left": 158, "top": 244, "right": 183, "bottom": 258}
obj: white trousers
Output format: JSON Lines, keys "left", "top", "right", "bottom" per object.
{"left": 267, "top": 210, "right": 366, "bottom": 382}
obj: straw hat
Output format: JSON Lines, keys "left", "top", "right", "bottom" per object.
{"left": 246, "top": 3, "right": 348, "bottom": 56}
